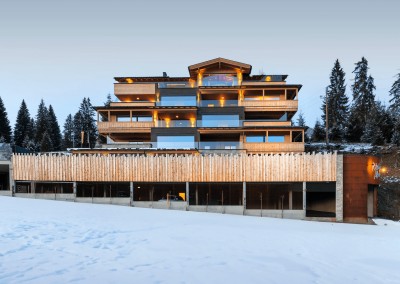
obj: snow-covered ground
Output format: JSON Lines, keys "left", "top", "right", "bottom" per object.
{"left": 1, "top": 197, "right": 399, "bottom": 284}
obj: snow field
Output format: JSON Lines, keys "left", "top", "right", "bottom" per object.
{"left": 0, "top": 197, "right": 399, "bottom": 284}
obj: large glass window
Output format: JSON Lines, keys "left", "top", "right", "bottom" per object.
{"left": 202, "top": 74, "right": 238, "bottom": 86}
{"left": 157, "top": 136, "right": 195, "bottom": 149}
{"left": 246, "top": 135, "right": 265, "bottom": 143}
{"left": 159, "top": 96, "right": 196, "bottom": 106}
{"left": 268, "top": 135, "right": 285, "bottom": 143}
{"left": 200, "top": 115, "right": 240, "bottom": 127}
{"left": 116, "top": 116, "right": 130, "bottom": 122}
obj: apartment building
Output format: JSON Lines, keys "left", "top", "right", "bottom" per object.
{"left": 94, "top": 57, "right": 304, "bottom": 154}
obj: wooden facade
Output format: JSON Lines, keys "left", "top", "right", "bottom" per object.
{"left": 12, "top": 152, "right": 336, "bottom": 183}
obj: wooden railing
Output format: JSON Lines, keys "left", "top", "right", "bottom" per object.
{"left": 244, "top": 142, "right": 304, "bottom": 153}
{"left": 243, "top": 121, "right": 292, "bottom": 127}
{"left": 239, "top": 100, "right": 298, "bottom": 110}
{"left": 97, "top": 121, "right": 154, "bottom": 133}
{"left": 12, "top": 152, "right": 336, "bottom": 182}
{"left": 110, "top": 102, "right": 155, "bottom": 107}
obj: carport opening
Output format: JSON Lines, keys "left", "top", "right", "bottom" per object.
{"left": 188, "top": 183, "right": 242, "bottom": 206}
{"left": 246, "top": 183, "right": 303, "bottom": 210}
{"left": 306, "top": 182, "right": 336, "bottom": 217}
{"left": 35, "top": 183, "right": 73, "bottom": 194}
{"left": 133, "top": 183, "right": 186, "bottom": 201}
{"left": 0, "top": 163, "right": 10, "bottom": 191}
{"left": 77, "top": 182, "right": 130, "bottom": 198}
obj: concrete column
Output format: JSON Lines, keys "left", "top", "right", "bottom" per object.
{"left": 73, "top": 182, "right": 77, "bottom": 201}
{"left": 130, "top": 182, "right": 134, "bottom": 207}
{"left": 336, "top": 154, "right": 344, "bottom": 222}
{"left": 243, "top": 182, "right": 246, "bottom": 215}
{"left": 303, "top": 182, "right": 306, "bottom": 218}
{"left": 195, "top": 185, "right": 198, "bottom": 206}
{"left": 31, "top": 181, "right": 35, "bottom": 194}
{"left": 8, "top": 161, "right": 13, "bottom": 193}
{"left": 289, "top": 190, "right": 293, "bottom": 210}
{"left": 185, "top": 182, "right": 189, "bottom": 209}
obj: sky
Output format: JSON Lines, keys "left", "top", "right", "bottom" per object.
{"left": 1, "top": 0, "right": 399, "bottom": 128}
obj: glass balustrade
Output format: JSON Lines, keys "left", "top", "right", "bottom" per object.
{"left": 197, "top": 120, "right": 242, "bottom": 127}
{"left": 198, "top": 100, "right": 238, "bottom": 107}
{"left": 157, "top": 120, "right": 196, "bottom": 127}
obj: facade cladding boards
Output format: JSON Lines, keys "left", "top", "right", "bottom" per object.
{"left": 343, "top": 155, "right": 379, "bottom": 223}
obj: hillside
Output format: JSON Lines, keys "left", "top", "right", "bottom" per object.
{"left": 1, "top": 197, "right": 399, "bottom": 284}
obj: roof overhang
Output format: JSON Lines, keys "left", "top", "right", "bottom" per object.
{"left": 188, "top": 57, "right": 252, "bottom": 77}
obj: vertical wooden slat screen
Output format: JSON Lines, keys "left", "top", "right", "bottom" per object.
{"left": 12, "top": 152, "right": 337, "bottom": 182}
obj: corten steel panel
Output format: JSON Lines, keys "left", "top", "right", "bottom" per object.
{"left": 343, "top": 155, "right": 379, "bottom": 223}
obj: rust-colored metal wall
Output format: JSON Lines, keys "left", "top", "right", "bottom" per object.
{"left": 343, "top": 155, "right": 379, "bottom": 223}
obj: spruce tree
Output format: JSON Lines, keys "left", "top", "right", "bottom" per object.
{"left": 346, "top": 57, "right": 376, "bottom": 142}
{"left": 63, "top": 114, "right": 74, "bottom": 149}
{"left": 322, "top": 59, "right": 349, "bottom": 142}
{"left": 40, "top": 131, "right": 53, "bottom": 152}
{"left": 48, "top": 105, "right": 62, "bottom": 151}
{"left": 296, "top": 111, "right": 306, "bottom": 127}
{"left": 389, "top": 73, "right": 400, "bottom": 115}
{"left": 34, "top": 99, "right": 50, "bottom": 149}
{"left": 0, "top": 96, "right": 12, "bottom": 143}
{"left": 14, "top": 100, "right": 33, "bottom": 147}
{"left": 104, "top": 93, "right": 112, "bottom": 108}
{"left": 311, "top": 120, "right": 325, "bottom": 142}
{"left": 73, "top": 98, "right": 98, "bottom": 148}
{"left": 360, "top": 104, "right": 385, "bottom": 145}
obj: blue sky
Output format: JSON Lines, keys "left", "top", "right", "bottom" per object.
{"left": 1, "top": 0, "right": 399, "bottom": 127}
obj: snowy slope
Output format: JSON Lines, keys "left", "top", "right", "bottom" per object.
{"left": 0, "top": 197, "right": 399, "bottom": 284}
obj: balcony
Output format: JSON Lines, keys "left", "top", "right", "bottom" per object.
{"left": 198, "top": 100, "right": 238, "bottom": 107}
{"left": 114, "top": 83, "right": 156, "bottom": 95}
{"left": 97, "top": 121, "right": 154, "bottom": 133}
{"left": 157, "top": 120, "right": 196, "bottom": 128}
{"left": 110, "top": 101, "right": 155, "bottom": 107}
{"left": 239, "top": 100, "right": 298, "bottom": 111}
{"left": 197, "top": 120, "right": 242, "bottom": 128}
{"left": 244, "top": 142, "right": 304, "bottom": 153}
{"left": 243, "top": 120, "right": 292, "bottom": 127}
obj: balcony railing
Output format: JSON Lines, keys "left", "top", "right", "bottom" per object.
{"left": 198, "top": 100, "right": 238, "bottom": 107}
{"left": 239, "top": 100, "right": 298, "bottom": 110}
{"left": 157, "top": 120, "right": 196, "bottom": 128}
{"left": 97, "top": 121, "right": 154, "bottom": 133}
{"left": 156, "top": 101, "right": 197, "bottom": 107}
{"left": 244, "top": 142, "right": 304, "bottom": 153}
{"left": 243, "top": 120, "right": 292, "bottom": 127}
{"left": 197, "top": 120, "right": 242, "bottom": 127}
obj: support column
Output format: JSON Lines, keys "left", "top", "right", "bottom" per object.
{"left": 195, "top": 185, "right": 198, "bottom": 206}
{"left": 130, "top": 182, "right": 134, "bottom": 207}
{"left": 289, "top": 190, "right": 293, "bottom": 210}
{"left": 186, "top": 182, "right": 189, "bottom": 210}
{"left": 302, "top": 182, "right": 306, "bottom": 218}
{"left": 243, "top": 182, "right": 246, "bottom": 215}
{"left": 9, "top": 161, "right": 14, "bottom": 195}
{"left": 73, "top": 182, "right": 77, "bottom": 201}
{"left": 31, "top": 181, "right": 35, "bottom": 195}
{"left": 336, "top": 154, "right": 344, "bottom": 222}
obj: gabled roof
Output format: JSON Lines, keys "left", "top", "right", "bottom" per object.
{"left": 188, "top": 57, "right": 252, "bottom": 77}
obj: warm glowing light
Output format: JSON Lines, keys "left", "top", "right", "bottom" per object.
{"left": 136, "top": 97, "right": 140, "bottom": 100}
{"left": 266, "top": 76, "right": 272, "bottom": 82}
{"left": 175, "top": 115, "right": 179, "bottom": 118}
{"left": 126, "top": 78, "right": 133, "bottom": 83}
{"left": 190, "top": 117, "right": 196, "bottom": 127}
{"left": 381, "top": 167, "right": 388, "bottom": 174}
{"left": 165, "top": 118, "right": 171, "bottom": 128}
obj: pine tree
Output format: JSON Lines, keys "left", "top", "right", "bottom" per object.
{"left": 389, "top": 73, "right": 400, "bottom": 115}
{"left": 47, "top": 105, "right": 62, "bottom": 151}
{"left": 34, "top": 99, "right": 50, "bottom": 149}
{"left": 40, "top": 131, "right": 53, "bottom": 152}
{"left": 0, "top": 96, "right": 12, "bottom": 143}
{"left": 346, "top": 57, "right": 376, "bottom": 142}
{"left": 73, "top": 98, "right": 98, "bottom": 148}
{"left": 104, "top": 93, "right": 113, "bottom": 108}
{"left": 296, "top": 111, "right": 306, "bottom": 127}
{"left": 63, "top": 114, "right": 74, "bottom": 149}
{"left": 374, "top": 101, "right": 393, "bottom": 144}
{"left": 13, "top": 100, "right": 33, "bottom": 147}
{"left": 360, "top": 104, "right": 385, "bottom": 145}
{"left": 311, "top": 120, "right": 325, "bottom": 142}
{"left": 322, "top": 59, "right": 349, "bottom": 142}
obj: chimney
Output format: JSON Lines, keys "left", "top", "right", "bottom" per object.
{"left": 163, "top": 72, "right": 168, "bottom": 77}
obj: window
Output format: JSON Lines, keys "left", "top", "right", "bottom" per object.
{"left": 201, "top": 115, "right": 240, "bottom": 127}
{"left": 246, "top": 135, "right": 265, "bottom": 143}
{"left": 159, "top": 96, "right": 196, "bottom": 106}
{"left": 136, "top": 116, "right": 152, "bottom": 122}
{"left": 268, "top": 135, "right": 285, "bottom": 143}
{"left": 157, "top": 136, "right": 195, "bottom": 149}
{"left": 202, "top": 74, "right": 238, "bottom": 86}
{"left": 116, "top": 116, "right": 130, "bottom": 122}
